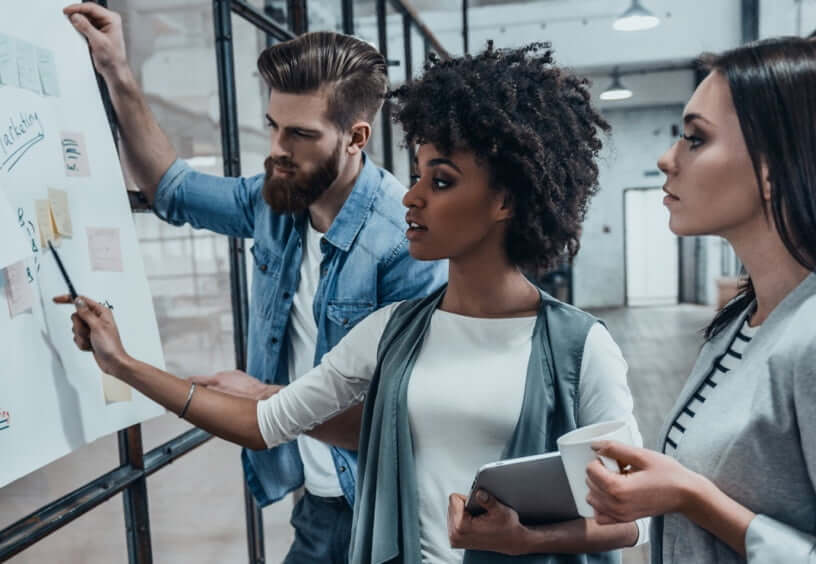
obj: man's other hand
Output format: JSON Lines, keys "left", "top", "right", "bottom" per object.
{"left": 191, "top": 370, "right": 282, "bottom": 401}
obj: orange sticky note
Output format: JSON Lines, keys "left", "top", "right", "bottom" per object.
{"left": 34, "top": 199, "right": 57, "bottom": 248}
{"left": 48, "top": 188, "right": 72, "bottom": 237}
{"left": 102, "top": 373, "right": 132, "bottom": 404}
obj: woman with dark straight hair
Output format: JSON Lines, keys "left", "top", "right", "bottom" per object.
{"left": 585, "top": 37, "right": 816, "bottom": 563}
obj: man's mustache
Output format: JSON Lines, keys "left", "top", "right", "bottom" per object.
{"left": 265, "top": 156, "right": 297, "bottom": 171}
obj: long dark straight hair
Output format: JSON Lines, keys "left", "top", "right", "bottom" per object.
{"left": 703, "top": 37, "right": 816, "bottom": 339}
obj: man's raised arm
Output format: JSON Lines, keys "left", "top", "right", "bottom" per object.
{"left": 64, "top": 3, "right": 177, "bottom": 203}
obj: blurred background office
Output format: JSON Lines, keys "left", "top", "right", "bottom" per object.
{"left": 2, "top": 1, "right": 815, "bottom": 562}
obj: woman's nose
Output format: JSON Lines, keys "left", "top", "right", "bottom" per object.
{"left": 403, "top": 180, "right": 424, "bottom": 209}
{"left": 658, "top": 142, "right": 679, "bottom": 176}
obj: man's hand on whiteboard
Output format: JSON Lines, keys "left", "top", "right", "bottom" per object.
{"left": 63, "top": 3, "right": 129, "bottom": 84}
{"left": 54, "top": 294, "right": 130, "bottom": 377}
{"left": 190, "top": 370, "right": 283, "bottom": 401}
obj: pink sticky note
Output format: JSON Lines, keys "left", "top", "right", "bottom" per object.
{"left": 87, "top": 227, "right": 123, "bottom": 272}
{"left": 61, "top": 132, "right": 90, "bottom": 177}
{"left": 5, "top": 260, "right": 34, "bottom": 317}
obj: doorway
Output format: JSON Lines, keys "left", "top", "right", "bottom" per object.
{"left": 624, "top": 187, "right": 679, "bottom": 306}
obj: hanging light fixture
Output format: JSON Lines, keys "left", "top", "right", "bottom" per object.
{"left": 613, "top": 0, "right": 660, "bottom": 32}
{"left": 600, "top": 69, "right": 633, "bottom": 101}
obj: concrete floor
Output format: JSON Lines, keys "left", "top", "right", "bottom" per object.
{"left": 1, "top": 304, "right": 714, "bottom": 563}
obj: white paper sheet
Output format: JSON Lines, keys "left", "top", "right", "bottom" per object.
{"left": 0, "top": 2, "right": 165, "bottom": 488}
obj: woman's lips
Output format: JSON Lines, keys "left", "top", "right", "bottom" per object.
{"left": 405, "top": 216, "right": 428, "bottom": 240}
{"left": 663, "top": 186, "right": 680, "bottom": 205}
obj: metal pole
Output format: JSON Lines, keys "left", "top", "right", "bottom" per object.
{"left": 402, "top": 13, "right": 413, "bottom": 82}
{"left": 288, "top": 0, "right": 308, "bottom": 34}
{"left": 377, "top": 0, "right": 394, "bottom": 172}
{"left": 462, "top": 0, "right": 469, "bottom": 55}
{"left": 402, "top": 12, "right": 414, "bottom": 174}
{"left": 231, "top": 0, "right": 294, "bottom": 41}
{"left": 741, "top": 0, "right": 759, "bottom": 43}
{"left": 342, "top": 0, "right": 354, "bottom": 35}
{"left": 119, "top": 426, "right": 152, "bottom": 564}
{"left": 212, "top": 2, "right": 264, "bottom": 563}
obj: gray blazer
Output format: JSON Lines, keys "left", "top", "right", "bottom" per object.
{"left": 651, "top": 272, "right": 816, "bottom": 563}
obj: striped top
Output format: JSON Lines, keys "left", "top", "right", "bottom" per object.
{"left": 663, "top": 318, "right": 759, "bottom": 454}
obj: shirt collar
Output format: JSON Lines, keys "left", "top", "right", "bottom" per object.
{"left": 322, "top": 152, "right": 380, "bottom": 252}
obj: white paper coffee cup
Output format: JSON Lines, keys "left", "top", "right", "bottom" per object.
{"left": 556, "top": 420, "right": 633, "bottom": 518}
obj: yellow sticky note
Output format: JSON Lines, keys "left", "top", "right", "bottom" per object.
{"left": 34, "top": 199, "right": 57, "bottom": 248}
{"left": 48, "top": 188, "right": 72, "bottom": 237}
{"left": 102, "top": 373, "right": 132, "bottom": 404}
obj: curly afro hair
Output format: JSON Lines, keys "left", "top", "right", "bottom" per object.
{"left": 389, "top": 41, "right": 609, "bottom": 271}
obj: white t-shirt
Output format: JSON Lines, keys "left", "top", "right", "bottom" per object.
{"left": 260, "top": 303, "right": 648, "bottom": 561}
{"left": 286, "top": 220, "right": 343, "bottom": 497}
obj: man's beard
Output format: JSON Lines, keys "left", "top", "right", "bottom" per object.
{"left": 262, "top": 140, "right": 342, "bottom": 213}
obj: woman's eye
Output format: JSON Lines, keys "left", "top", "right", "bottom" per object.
{"left": 409, "top": 174, "right": 420, "bottom": 186}
{"left": 432, "top": 177, "right": 452, "bottom": 190}
{"left": 681, "top": 133, "right": 703, "bottom": 149}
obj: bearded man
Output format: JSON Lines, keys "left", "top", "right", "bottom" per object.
{"left": 65, "top": 4, "right": 446, "bottom": 563}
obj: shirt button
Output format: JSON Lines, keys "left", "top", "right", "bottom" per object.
{"left": 339, "top": 466, "right": 347, "bottom": 473}
{"left": 283, "top": 292, "right": 290, "bottom": 299}
{"left": 259, "top": 264, "right": 267, "bottom": 272}
{"left": 271, "top": 337, "right": 278, "bottom": 344}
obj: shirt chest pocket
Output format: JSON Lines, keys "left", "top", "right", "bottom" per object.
{"left": 326, "top": 300, "right": 376, "bottom": 331}
{"left": 249, "top": 243, "right": 283, "bottom": 319}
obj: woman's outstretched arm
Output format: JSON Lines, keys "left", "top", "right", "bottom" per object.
{"left": 57, "top": 294, "right": 267, "bottom": 449}
{"left": 57, "top": 294, "right": 393, "bottom": 452}
{"left": 119, "top": 356, "right": 267, "bottom": 449}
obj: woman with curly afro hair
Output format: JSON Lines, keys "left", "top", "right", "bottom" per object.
{"left": 63, "top": 42, "right": 645, "bottom": 563}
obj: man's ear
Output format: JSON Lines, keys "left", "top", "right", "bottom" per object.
{"left": 347, "top": 121, "right": 372, "bottom": 155}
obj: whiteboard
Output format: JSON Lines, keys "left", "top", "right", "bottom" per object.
{"left": 0, "top": 0, "right": 165, "bottom": 487}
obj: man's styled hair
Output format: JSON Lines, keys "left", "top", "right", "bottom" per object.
{"left": 257, "top": 31, "right": 388, "bottom": 131}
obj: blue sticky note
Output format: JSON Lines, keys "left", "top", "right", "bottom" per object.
{"left": 0, "top": 34, "right": 18, "bottom": 88}
{"left": 15, "top": 39, "right": 41, "bottom": 94}
{"left": 37, "top": 48, "right": 59, "bottom": 97}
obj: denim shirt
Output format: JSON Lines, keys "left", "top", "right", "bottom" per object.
{"left": 153, "top": 153, "right": 447, "bottom": 507}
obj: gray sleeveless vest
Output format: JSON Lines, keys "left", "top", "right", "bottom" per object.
{"left": 350, "top": 285, "right": 621, "bottom": 564}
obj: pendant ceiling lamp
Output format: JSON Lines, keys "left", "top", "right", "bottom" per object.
{"left": 600, "top": 69, "right": 633, "bottom": 101}
{"left": 613, "top": 0, "right": 660, "bottom": 32}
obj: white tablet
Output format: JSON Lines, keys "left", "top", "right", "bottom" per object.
{"left": 465, "top": 451, "right": 580, "bottom": 524}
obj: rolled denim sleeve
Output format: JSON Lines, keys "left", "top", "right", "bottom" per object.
{"left": 746, "top": 514, "right": 816, "bottom": 563}
{"left": 152, "top": 159, "right": 264, "bottom": 238}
